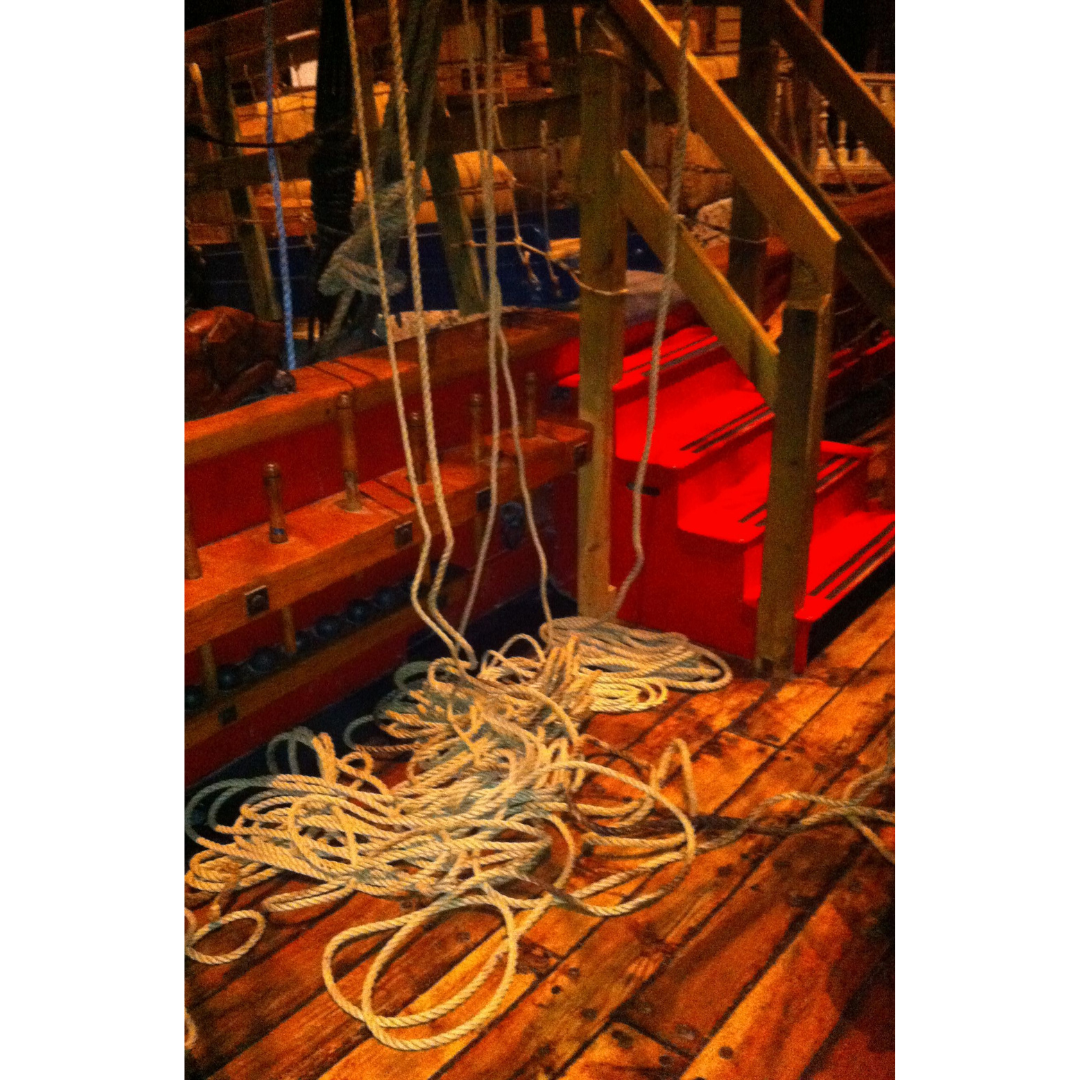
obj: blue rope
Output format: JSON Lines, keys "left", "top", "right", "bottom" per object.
{"left": 264, "top": 0, "right": 297, "bottom": 371}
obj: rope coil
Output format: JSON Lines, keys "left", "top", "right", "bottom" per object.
{"left": 185, "top": 0, "right": 894, "bottom": 1055}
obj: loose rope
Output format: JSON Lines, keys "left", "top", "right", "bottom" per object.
{"left": 263, "top": 0, "right": 297, "bottom": 371}
{"left": 185, "top": 2, "right": 894, "bottom": 1054}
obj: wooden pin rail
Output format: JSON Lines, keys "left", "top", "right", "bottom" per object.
{"left": 185, "top": 573, "right": 469, "bottom": 749}
{"left": 185, "top": 416, "right": 591, "bottom": 653}
{"left": 184, "top": 311, "right": 580, "bottom": 466}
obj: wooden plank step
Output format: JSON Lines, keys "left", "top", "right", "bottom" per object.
{"left": 677, "top": 847, "right": 893, "bottom": 1080}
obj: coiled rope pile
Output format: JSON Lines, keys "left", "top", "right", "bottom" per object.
{"left": 184, "top": 0, "right": 893, "bottom": 1054}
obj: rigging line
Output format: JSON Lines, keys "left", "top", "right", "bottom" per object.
{"left": 342, "top": 0, "right": 474, "bottom": 665}
{"left": 264, "top": 0, "right": 297, "bottom": 371}
{"left": 608, "top": 0, "right": 692, "bottom": 619}
{"left": 386, "top": 0, "right": 473, "bottom": 660}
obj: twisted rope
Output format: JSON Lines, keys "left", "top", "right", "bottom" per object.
{"left": 184, "top": 2, "right": 894, "bottom": 1056}
{"left": 263, "top": 0, "right": 297, "bottom": 371}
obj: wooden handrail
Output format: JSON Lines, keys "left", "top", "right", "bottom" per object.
{"left": 767, "top": 0, "right": 894, "bottom": 176}
{"left": 618, "top": 151, "right": 779, "bottom": 406}
{"left": 762, "top": 130, "right": 894, "bottom": 331}
{"left": 607, "top": 0, "right": 838, "bottom": 289}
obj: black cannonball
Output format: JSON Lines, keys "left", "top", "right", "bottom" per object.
{"left": 248, "top": 646, "right": 280, "bottom": 676}
{"left": 185, "top": 685, "right": 205, "bottom": 712}
{"left": 372, "top": 586, "right": 398, "bottom": 613}
{"left": 295, "top": 627, "right": 318, "bottom": 653}
{"left": 315, "top": 614, "right": 345, "bottom": 640}
{"left": 345, "top": 598, "right": 376, "bottom": 626}
{"left": 217, "top": 664, "right": 243, "bottom": 692}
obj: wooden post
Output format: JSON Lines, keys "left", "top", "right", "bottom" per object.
{"left": 408, "top": 411, "right": 428, "bottom": 484}
{"left": 884, "top": 416, "right": 895, "bottom": 511}
{"left": 281, "top": 605, "right": 298, "bottom": 656}
{"left": 470, "top": 392, "right": 484, "bottom": 464}
{"left": 576, "top": 14, "right": 627, "bottom": 617}
{"left": 543, "top": 5, "right": 580, "bottom": 95}
{"left": 199, "top": 642, "right": 219, "bottom": 697}
{"left": 185, "top": 497, "right": 203, "bottom": 580}
{"left": 755, "top": 259, "right": 833, "bottom": 676}
{"left": 727, "top": 0, "right": 778, "bottom": 319}
{"left": 790, "top": 0, "right": 824, "bottom": 170}
{"left": 336, "top": 391, "right": 363, "bottom": 512}
{"left": 263, "top": 462, "right": 288, "bottom": 543}
{"left": 425, "top": 88, "right": 487, "bottom": 316}
{"left": 200, "top": 49, "right": 282, "bottom": 323}
{"left": 524, "top": 371, "right": 538, "bottom": 438}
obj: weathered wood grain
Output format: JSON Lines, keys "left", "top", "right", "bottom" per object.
{"left": 678, "top": 847, "right": 894, "bottom": 1080}
{"left": 557, "top": 1022, "right": 689, "bottom": 1080}
{"left": 803, "top": 587, "right": 895, "bottom": 685}
{"left": 617, "top": 723, "right": 894, "bottom": 1054}
{"left": 185, "top": 594, "right": 894, "bottom": 1080}
{"left": 801, "top": 948, "right": 894, "bottom": 1080}
{"left": 189, "top": 698, "right": 696, "bottom": 1078}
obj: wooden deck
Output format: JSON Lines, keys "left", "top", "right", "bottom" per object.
{"left": 185, "top": 588, "right": 895, "bottom": 1080}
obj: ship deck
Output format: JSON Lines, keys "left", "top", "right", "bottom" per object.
{"left": 185, "top": 588, "right": 895, "bottom": 1080}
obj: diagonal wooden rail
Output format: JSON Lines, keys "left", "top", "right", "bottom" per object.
{"left": 618, "top": 151, "right": 780, "bottom": 407}
{"left": 763, "top": 130, "right": 894, "bottom": 332}
{"left": 768, "top": 0, "right": 895, "bottom": 176}
{"left": 607, "top": 0, "right": 839, "bottom": 290}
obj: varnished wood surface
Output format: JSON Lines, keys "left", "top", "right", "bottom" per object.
{"left": 185, "top": 588, "right": 894, "bottom": 1080}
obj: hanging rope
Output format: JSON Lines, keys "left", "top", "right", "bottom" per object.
{"left": 184, "top": 1, "right": 895, "bottom": 1055}
{"left": 263, "top": 0, "right": 297, "bottom": 371}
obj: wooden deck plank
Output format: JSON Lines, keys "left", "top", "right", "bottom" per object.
{"left": 616, "top": 723, "right": 894, "bottom": 1055}
{"left": 800, "top": 948, "right": 895, "bottom": 1080}
{"left": 190, "top": 699, "right": 698, "bottom": 1078}
{"left": 316, "top": 732, "right": 773, "bottom": 1080}
{"left": 185, "top": 592, "right": 894, "bottom": 1080}
{"left": 678, "top": 848, "right": 894, "bottom": 1080}
{"left": 803, "top": 587, "right": 894, "bottom": 685}
{"left": 409, "top": 662, "right": 892, "bottom": 1080}
{"left": 556, "top": 1022, "right": 690, "bottom": 1080}
{"left": 738, "top": 630, "right": 894, "bottom": 747}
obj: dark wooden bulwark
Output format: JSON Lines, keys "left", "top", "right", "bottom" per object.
{"left": 185, "top": 588, "right": 894, "bottom": 1080}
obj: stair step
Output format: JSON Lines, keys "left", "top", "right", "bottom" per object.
{"left": 615, "top": 358, "right": 764, "bottom": 470}
{"left": 743, "top": 510, "right": 895, "bottom": 619}
{"left": 679, "top": 442, "right": 869, "bottom": 547}
{"left": 558, "top": 324, "right": 726, "bottom": 408}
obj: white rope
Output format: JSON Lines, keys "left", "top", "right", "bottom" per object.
{"left": 184, "top": 2, "right": 895, "bottom": 1057}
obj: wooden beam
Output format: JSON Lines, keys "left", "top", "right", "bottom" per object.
{"left": 427, "top": 91, "right": 486, "bottom": 316}
{"left": 576, "top": 15, "right": 628, "bottom": 618}
{"left": 768, "top": 0, "right": 895, "bottom": 176}
{"left": 186, "top": 91, "right": 685, "bottom": 193}
{"left": 607, "top": 0, "right": 839, "bottom": 290}
{"left": 618, "top": 150, "right": 779, "bottom": 406}
{"left": 763, "top": 128, "right": 894, "bottom": 330}
{"left": 200, "top": 49, "right": 282, "bottom": 322}
{"left": 754, "top": 259, "right": 833, "bottom": 676}
{"left": 543, "top": 5, "right": 580, "bottom": 96}
{"left": 728, "top": 0, "right": 779, "bottom": 317}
